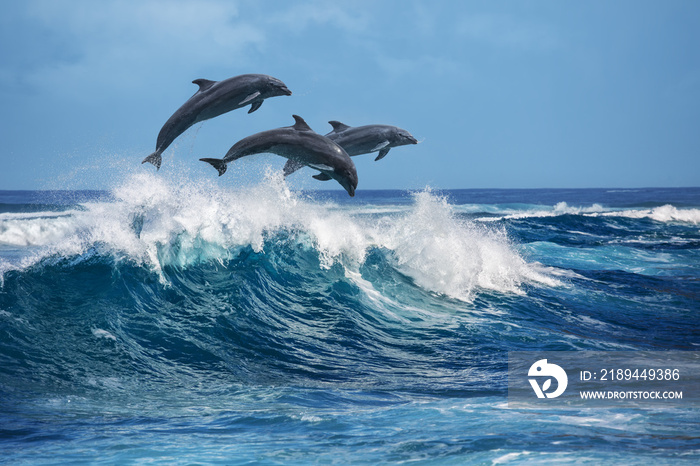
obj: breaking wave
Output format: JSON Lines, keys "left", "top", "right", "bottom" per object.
{"left": 474, "top": 201, "right": 700, "bottom": 224}
{"left": 0, "top": 172, "right": 554, "bottom": 301}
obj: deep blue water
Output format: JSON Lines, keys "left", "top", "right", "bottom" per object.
{"left": 1, "top": 176, "right": 699, "bottom": 464}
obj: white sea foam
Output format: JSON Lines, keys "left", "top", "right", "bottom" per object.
{"left": 92, "top": 328, "right": 117, "bottom": 341}
{"left": 594, "top": 204, "right": 700, "bottom": 224}
{"left": 476, "top": 202, "right": 605, "bottom": 222}
{"left": 0, "top": 172, "right": 558, "bottom": 300}
{"left": 492, "top": 451, "right": 532, "bottom": 464}
{"left": 475, "top": 201, "right": 700, "bottom": 225}
{"left": 374, "top": 190, "right": 558, "bottom": 300}
{"left": 0, "top": 212, "right": 82, "bottom": 246}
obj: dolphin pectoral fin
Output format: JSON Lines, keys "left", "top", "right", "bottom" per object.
{"left": 192, "top": 79, "right": 217, "bottom": 92}
{"left": 200, "top": 158, "right": 228, "bottom": 176}
{"left": 310, "top": 163, "right": 333, "bottom": 181}
{"left": 375, "top": 148, "right": 390, "bottom": 161}
{"left": 371, "top": 140, "right": 391, "bottom": 152}
{"left": 248, "top": 100, "right": 263, "bottom": 114}
{"left": 308, "top": 163, "right": 334, "bottom": 172}
{"left": 283, "top": 159, "right": 304, "bottom": 177}
{"left": 142, "top": 151, "right": 162, "bottom": 170}
{"left": 239, "top": 91, "right": 261, "bottom": 106}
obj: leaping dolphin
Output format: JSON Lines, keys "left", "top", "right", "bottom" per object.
{"left": 200, "top": 115, "right": 358, "bottom": 197}
{"left": 282, "top": 121, "right": 417, "bottom": 177}
{"left": 143, "top": 74, "right": 292, "bottom": 169}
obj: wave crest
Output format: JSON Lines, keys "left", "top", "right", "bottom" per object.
{"left": 0, "top": 173, "right": 553, "bottom": 300}
{"left": 597, "top": 204, "right": 700, "bottom": 224}
{"left": 377, "top": 190, "right": 555, "bottom": 300}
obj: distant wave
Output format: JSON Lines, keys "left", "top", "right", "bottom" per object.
{"left": 594, "top": 204, "right": 700, "bottom": 224}
{"left": 474, "top": 201, "right": 700, "bottom": 224}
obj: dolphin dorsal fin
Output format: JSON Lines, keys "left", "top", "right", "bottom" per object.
{"left": 192, "top": 79, "right": 217, "bottom": 92}
{"left": 292, "top": 115, "right": 313, "bottom": 132}
{"left": 328, "top": 121, "right": 351, "bottom": 133}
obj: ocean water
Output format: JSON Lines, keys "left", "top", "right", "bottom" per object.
{"left": 1, "top": 173, "right": 699, "bottom": 464}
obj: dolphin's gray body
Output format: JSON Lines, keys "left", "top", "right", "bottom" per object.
{"left": 143, "top": 74, "right": 292, "bottom": 169}
{"left": 200, "top": 115, "right": 358, "bottom": 197}
{"left": 282, "top": 121, "right": 417, "bottom": 177}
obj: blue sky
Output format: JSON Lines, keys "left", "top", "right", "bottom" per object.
{"left": 1, "top": 0, "right": 699, "bottom": 191}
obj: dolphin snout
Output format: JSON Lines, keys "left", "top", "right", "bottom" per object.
{"left": 343, "top": 182, "right": 356, "bottom": 197}
{"left": 281, "top": 86, "right": 292, "bottom": 96}
{"left": 403, "top": 132, "right": 418, "bottom": 144}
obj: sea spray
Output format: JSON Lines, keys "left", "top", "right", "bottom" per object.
{"left": 375, "top": 190, "right": 556, "bottom": 301}
{"left": 598, "top": 204, "right": 700, "bottom": 224}
{"left": 0, "top": 173, "right": 553, "bottom": 300}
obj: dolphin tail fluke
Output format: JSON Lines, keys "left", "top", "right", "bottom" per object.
{"left": 200, "top": 158, "right": 228, "bottom": 176}
{"left": 142, "top": 151, "right": 162, "bottom": 170}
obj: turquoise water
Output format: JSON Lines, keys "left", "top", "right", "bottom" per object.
{"left": 1, "top": 175, "right": 699, "bottom": 463}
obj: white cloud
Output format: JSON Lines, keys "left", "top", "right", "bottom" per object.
{"left": 19, "top": 0, "right": 266, "bottom": 99}
{"left": 456, "top": 13, "right": 560, "bottom": 52}
{"left": 267, "top": 2, "right": 371, "bottom": 34}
